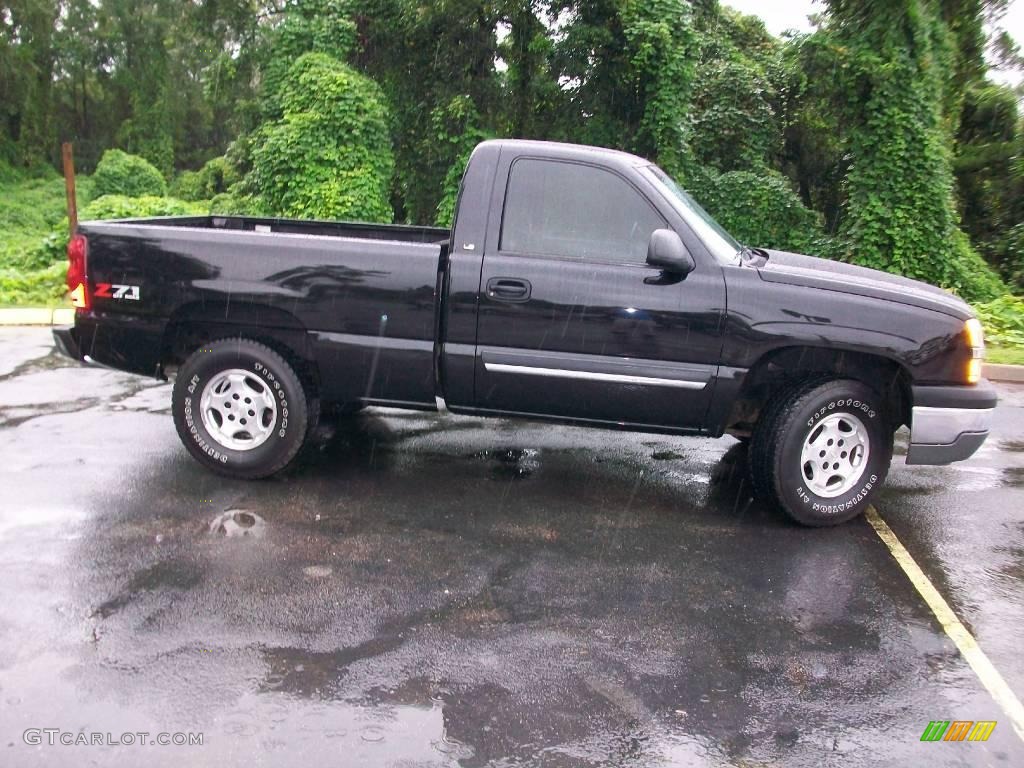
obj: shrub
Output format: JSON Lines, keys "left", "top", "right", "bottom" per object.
{"left": 0, "top": 262, "right": 68, "bottom": 306}
{"left": 171, "top": 156, "right": 242, "bottom": 202}
{"left": 972, "top": 294, "right": 1024, "bottom": 348}
{"left": 693, "top": 168, "right": 823, "bottom": 253}
{"left": 251, "top": 53, "right": 393, "bottom": 222}
{"left": 692, "top": 57, "right": 778, "bottom": 173}
{"left": 209, "top": 191, "right": 268, "bottom": 216}
{"left": 91, "top": 149, "right": 168, "bottom": 199}
{"left": 31, "top": 195, "right": 206, "bottom": 268}
{"left": 986, "top": 222, "right": 1024, "bottom": 292}
{"left": 943, "top": 230, "right": 1007, "bottom": 304}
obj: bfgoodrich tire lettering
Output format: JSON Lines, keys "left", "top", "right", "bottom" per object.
{"left": 172, "top": 338, "right": 309, "bottom": 479}
{"left": 750, "top": 378, "right": 893, "bottom": 526}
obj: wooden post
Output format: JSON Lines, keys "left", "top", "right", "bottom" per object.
{"left": 62, "top": 142, "right": 78, "bottom": 235}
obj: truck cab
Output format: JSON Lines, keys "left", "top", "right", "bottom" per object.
{"left": 440, "top": 140, "right": 727, "bottom": 431}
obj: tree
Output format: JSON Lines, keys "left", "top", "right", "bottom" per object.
{"left": 1, "top": 0, "right": 60, "bottom": 167}
{"left": 250, "top": 53, "right": 394, "bottom": 222}
{"left": 822, "top": 0, "right": 1004, "bottom": 300}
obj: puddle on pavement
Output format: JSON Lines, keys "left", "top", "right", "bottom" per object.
{"left": 948, "top": 465, "right": 1003, "bottom": 492}
{"left": 472, "top": 448, "right": 539, "bottom": 480}
{"left": 1000, "top": 466, "right": 1024, "bottom": 487}
{"left": 651, "top": 449, "right": 685, "bottom": 460}
{"left": 218, "top": 690, "right": 473, "bottom": 763}
{"left": 209, "top": 510, "right": 267, "bottom": 538}
{"left": 303, "top": 565, "right": 333, "bottom": 578}
{"left": 92, "top": 560, "right": 203, "bottom": 619}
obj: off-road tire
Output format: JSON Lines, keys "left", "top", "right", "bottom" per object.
{"left": 749, "top": 378, "right": 892, "bottom": 526}
{"left": 172, "top": 338, "right": 309, "bottom": 479}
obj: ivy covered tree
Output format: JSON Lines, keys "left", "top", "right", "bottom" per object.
{"left": 823, "top": 0, "right": 1005, "bottom": 300}
{"left": 550, "top": 0, "right": 697, "bottom": 178}
{"left": 250, "top": 53, "right": 394, "bottom": 222}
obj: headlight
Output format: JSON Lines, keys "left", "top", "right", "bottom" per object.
{"left": 964, "top": 318, "right": 984, "bottom": 383}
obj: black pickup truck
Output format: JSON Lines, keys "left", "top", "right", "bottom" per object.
{"left": 53, "top": 139, "right": 995, "bottom": 526}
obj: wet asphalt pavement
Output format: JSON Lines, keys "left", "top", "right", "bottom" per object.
{"left": 0, "top": 327, "right": 1022, "bottom": 767}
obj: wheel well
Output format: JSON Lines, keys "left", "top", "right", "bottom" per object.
{"left": 725, "top": 347, "right": 912, "bottom": 437}
{"left": 160, "top": 302, "right": 320, "bottom": 400}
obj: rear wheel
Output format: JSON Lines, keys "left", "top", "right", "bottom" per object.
{"left": 750, "top": 378, "right": 892, "bottom": 526}
{"left": 172, "top": 338, "right": 309, "bottom": 478}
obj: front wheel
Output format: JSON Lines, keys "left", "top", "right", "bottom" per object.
{"left": 750, "top": 378, "right": 893, "bottom": 526}
{"left": 172, "top": 338, "right": 309, "bottom": 479}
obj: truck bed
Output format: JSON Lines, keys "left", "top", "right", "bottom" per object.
{"left": 75, "top": 215, "right": 451, "bottom": 409}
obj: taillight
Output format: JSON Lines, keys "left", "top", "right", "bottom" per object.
{"left": 67, "top": 233, "right": 89, "bottom": 309}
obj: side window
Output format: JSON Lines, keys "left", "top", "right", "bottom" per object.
{"left": 500, "top": 159, "right": 666, "bottom": 264}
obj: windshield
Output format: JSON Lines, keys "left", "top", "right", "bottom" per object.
{"left": 641, "top": 165, "right": 742, "bottom": 264}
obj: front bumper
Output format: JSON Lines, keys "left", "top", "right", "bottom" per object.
{"left": 906, "top": 381, "right": 996, "bottom": 465}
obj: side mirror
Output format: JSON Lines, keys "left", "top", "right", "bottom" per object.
{"left": 646, "top": 229, "right": 695, "bottom": 275}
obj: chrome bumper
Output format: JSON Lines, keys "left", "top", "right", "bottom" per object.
{"left": 906, "top": 405, "right": 993, "bottom": 465}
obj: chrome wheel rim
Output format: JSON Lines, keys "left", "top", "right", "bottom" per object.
{"left": 799, "top": 412, "right": 870, "bottom": 498}
{"left": 199, "top": 369, "right": 278, "bottom": 451}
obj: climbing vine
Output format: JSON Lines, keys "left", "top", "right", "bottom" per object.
{"left": 250, "top": 53, "right": 394, "bottom": 223}
{"left": 824, "top": 0, "right": 1006, "bottom": 301}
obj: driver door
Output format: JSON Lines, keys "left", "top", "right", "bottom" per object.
{"left": 473, "top": 156, "right": 725, "bottom": 430}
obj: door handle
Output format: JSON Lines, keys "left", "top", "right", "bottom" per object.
{"left": 486, "top": 277, "right": 532, "bottom": 303}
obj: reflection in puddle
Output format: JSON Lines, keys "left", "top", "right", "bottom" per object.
{"left": 209, "top": 509, "right": 267, "bottom": 538}
{"left": 219, "top": 690, "right": 474, "bottom": 763}
{"left": 472, "top": 448, "right": 539, "bottom": 480}
{"left": 949, "top": 465, "right": 1002, "bottom": 492}
{"left": 0, "top": 504, "right": 86, "bottom": 539}
{"left": 1000, "top": 466, "right": 1024, "bottom": 487}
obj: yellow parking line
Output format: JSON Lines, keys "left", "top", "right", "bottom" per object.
{"left": 866, "top": 506, "right": 1024, "bottom": 743}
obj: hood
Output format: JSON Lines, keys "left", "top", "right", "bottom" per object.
{"left": 756, "top": 249, "right": 973, "bottom": 320}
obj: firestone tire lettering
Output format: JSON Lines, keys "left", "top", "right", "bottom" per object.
{"left": 751, "top": 378, "right": 893, "bottom": 527}
{"left": 172, "top": 339, "right": 309, "bottom": 479}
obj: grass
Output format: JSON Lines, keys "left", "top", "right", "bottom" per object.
{"left": 0, "top": 165, "right": 93, "bottom": 305}
{"left": 986, "top": 345, "right": 1024, "bottom": 366}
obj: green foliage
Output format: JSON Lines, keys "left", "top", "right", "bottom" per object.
{"left": 171, "top": 157, "right": 242, "bottom": 202}
{"left": 945, "top": 229, "right": 1007, "bottom": 303}
{"left": 821, "top": 0, "right": 1002, "bottom": 302}
{"left": 551, "top": 0, "right": 697, "bottom": 179}
{"left": 251, "top": 53, "right": 393, "bottom": 222}
{"left": 31, "top": 194, "right": 206, "bottom": 269}
{"left": 620, "top": 0, "right": 697, "bottom": 178}
{"left": 79, "top": 193, "right": 205, "bottom": 221}
{"left": 92, "top": 150, "right": 168, "bottom": 199}
{"left": 0, "top": 192, "right": 204, "bottom": 306}
{"left": 972, "top": 294, "right": 1024, "bottom": 348}
{"left": 0, "top": 167, "right": 93, "bottom": 272}
{"left": 692, "top": 57, "right": 778, "bottom": 173}
{"left": 261, "top": 0, "right": 358, "bottom": 118}
{"left": 986, "top": 223, "right": 1024, "bottom": 291}
{"left": 693, "top": 168, "right": 824, "bottom": 253}
{"left": 0, "top": 262, "right": 68, "bottom": 306}
{"left": 433, "top": 96, "right": 492, "bottom": 228}
{"left": 209, "top": 191, "right": 268, "bottom": 216}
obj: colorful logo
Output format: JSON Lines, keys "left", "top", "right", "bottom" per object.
{"left": 921, "top": 721, "right": 997, "bottom": 742}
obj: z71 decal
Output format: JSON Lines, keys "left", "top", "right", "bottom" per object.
{"left": 94, "top": 283, "right": 141, "bottom": 300}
